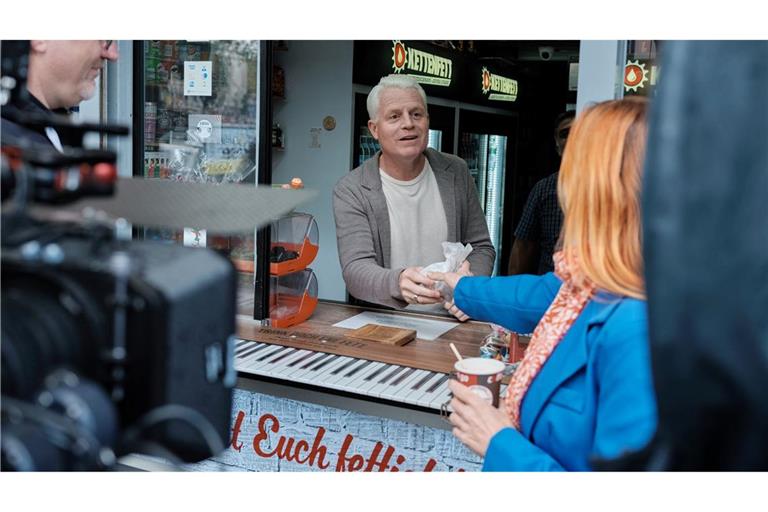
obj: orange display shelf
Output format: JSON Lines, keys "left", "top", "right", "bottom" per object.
{"left": 269, "top": 237, "right": 318, "bottom": 275}
{"left": 269, "top": 292, "right": 318, "bottom": 328}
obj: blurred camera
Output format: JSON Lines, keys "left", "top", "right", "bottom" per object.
{"left": 1, "top": 216, "right": 237, "bottom": 470}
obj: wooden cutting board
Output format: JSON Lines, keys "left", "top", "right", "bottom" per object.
{"left": 347, "top": 323, "right": 416, "bottom": 346}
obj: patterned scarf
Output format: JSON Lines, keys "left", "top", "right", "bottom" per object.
{"left": 503, "top": 251, "right": 596, "bottom": 429}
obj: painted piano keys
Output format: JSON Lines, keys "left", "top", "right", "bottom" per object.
{"left": 234, "top": 339, "right": 507, "bottom": 411}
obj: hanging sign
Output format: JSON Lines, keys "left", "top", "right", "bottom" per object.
{"left": 390, "top": 40, "right": 453, "bottom": 87}
{"left": 481, "top": 66, "right": 519, "bottom": 102}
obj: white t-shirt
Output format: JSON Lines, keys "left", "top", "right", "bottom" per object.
{"left": 380, "top": 160, "right": 448, "bottom": 313}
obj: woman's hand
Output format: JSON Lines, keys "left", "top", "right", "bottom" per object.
{"left": 448, "top": 380, "right": 513, "bottom": 457}
{"left": 444, "top": 300, "right": 470, "bottom": 322}
{"left": 430, "top": 261, "right": 471, "bottom": 321}
{"left": 428, "top": 270, "right": 464, "bottom": 293}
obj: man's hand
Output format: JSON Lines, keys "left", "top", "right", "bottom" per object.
{"left": 399, "top": 267, "right": 442, "bottom": 305}
{"left": 448, "top": 380, "right": 513, "bottom": 457}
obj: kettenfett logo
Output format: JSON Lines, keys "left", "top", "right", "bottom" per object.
{"left": 481, "top": 67, "right": 518, "bottom": 102}
{"left": 392, "top": 40, "right": 407, "bottom": 73}
{"left": 624, "top": 60, "right": 649, "bottom": 92}
{"left": 481, "top": 67, "right": 492, "bottom": 94}
{"left": 390, "top": 40, "right": 452, "bottom": 87}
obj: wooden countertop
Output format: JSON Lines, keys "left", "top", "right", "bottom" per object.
{"left": 236, "top": 300, "right": 495, "bottom": 374}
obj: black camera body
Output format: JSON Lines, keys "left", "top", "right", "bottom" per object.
{"left": 1, "top": 215, "right": 237, "bottom": 467}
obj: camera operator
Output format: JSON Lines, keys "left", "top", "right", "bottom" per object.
{"left": 1, "top": 40, "right": 118, "bottom": 150}
{"left": 1, "top": 40, "right": 241, "bottom": 471}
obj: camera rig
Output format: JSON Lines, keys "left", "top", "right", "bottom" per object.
{"left": 1, "top": 41, "right": 311, "bottom": 470}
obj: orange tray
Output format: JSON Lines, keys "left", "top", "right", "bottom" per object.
{"left": 269, "top": 292, "right": 318, "bottom": 328}
{"left": 269, "top": 238, "right": 319, "bottom": 275}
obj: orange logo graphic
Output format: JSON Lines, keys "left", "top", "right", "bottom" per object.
{"left": 624, "top": 60, "right": 649, "bottom": 92}
{"left": 392, "top": 41, "right": 407, "bottom": 73}
{"left": 481, "top": 67, "right": 492, "bottom": 94}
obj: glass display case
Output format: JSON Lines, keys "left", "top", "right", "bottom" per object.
{"left": 269, "top": 269, "right": 318, "bottom": 328}
{"left": 269, "top": 212, "right": 319, "bottom": 327}
{"left": 269, "top": 212, "right": 319, "bottom": 275}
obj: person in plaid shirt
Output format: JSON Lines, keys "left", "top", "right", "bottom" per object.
{"left": 508, "top": 112, "right": 574, "bottom": 275}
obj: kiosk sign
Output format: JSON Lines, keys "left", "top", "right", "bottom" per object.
{"left": 391, "top": 40, "right": 453, "bottom": 87}
{"left": 481, "top": 67, "right": 518, "bottom": 102}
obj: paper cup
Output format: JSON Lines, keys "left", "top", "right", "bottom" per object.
{"left": 454, "top": 357, "right": 505, "bottom": 406}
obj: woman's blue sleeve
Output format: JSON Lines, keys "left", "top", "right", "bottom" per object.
{"left": 483, "top": 428, "right": 566, "bottom": 471}
{"left": 454, "top": 273, "right": 561, "bottom": 333}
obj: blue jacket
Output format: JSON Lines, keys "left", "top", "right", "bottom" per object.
{"left": 454, "top": 272, "right": 657, "bottom": 471}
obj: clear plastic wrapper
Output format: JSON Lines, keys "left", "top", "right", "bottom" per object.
{"left": 160, "top": 128, "right": 256, "bottom": 185}
{"left": 420, "top": 241, "right": 473, "bottom": 301}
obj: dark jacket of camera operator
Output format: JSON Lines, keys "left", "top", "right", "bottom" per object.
{"left": 1, "top": 94, "right": 69, "bottom": 149}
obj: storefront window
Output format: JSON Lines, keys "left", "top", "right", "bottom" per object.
{"left": 139, "top": 40, "right": 261, "bottom": 296}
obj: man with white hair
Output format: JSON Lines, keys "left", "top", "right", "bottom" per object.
{"left": 333, "top": 75, "right": 495, "bottom": 319}
{"left": 1, "top": 40, "right": 119, "bottom": 149}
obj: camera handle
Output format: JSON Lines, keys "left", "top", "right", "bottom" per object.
{"left": 104, "top": 251, "right": 132, "bottom": 402}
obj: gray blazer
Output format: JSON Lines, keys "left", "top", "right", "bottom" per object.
{"left": 332, "top": 148, "right": 496, "bottom": 309}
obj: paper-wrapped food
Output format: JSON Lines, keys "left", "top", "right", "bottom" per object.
{"left": 419, "top": 242, "right": 473, "bottom": 301}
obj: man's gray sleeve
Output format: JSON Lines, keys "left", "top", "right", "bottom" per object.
{"left": 332, "top": 180, "right": 407, "bottom": 309}
{"left": 458, "top": 162, "right": 496, "bottom": 276}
